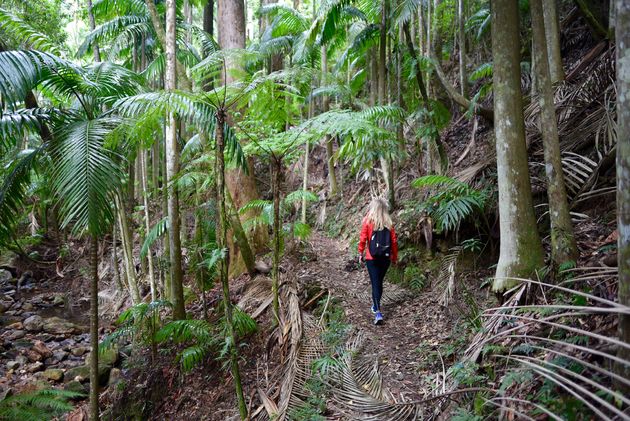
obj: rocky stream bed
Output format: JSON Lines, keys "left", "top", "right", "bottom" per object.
{"left": 0, "top": 268, "right": 124, "bottom": 404}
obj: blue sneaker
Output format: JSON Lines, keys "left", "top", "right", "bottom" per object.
{"left": 371, "top": 304, "right": 377, "bottom": 314}
{"left": 374, "top": 311, "right": 383, "bottom": 325}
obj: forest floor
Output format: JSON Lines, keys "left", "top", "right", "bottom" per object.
{"left": 297, "top": 232, "right": 462, "bottom": 405}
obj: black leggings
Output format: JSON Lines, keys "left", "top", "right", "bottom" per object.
{"left": 366, "top": 259, "right": 390, "bottom": 311}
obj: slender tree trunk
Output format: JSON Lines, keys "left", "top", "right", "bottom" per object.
{"left": 543, "top": 0, "right": 565, "bottom": 83}
{"left": 531, "top": 0, "right": 578, "bottom": 268}
{"left": 378, "top": 0, "right": 395, "bottom": 207}
{"left": 216, "top": 109, "right": 248, "bottom": 420}
{"left": 140, "top": 150, "right": 157, "bottom": 300}
{"left": 89, "top": 236, "right": 99, "bottom": 421}
{"left": 204, "top": 0, "right": 214, "bottom": 38}
{"left": 111, "top": 224, "right": 123, "bottom": 291}
{"left": 161, "top": 138, "right": 171, "bottom": 301}
{"left": 115, "top": 195, "right": 141, "bottom": 303}
{"left": 165, "top": 0, "right": 186, "bottom": 319}
{"left": 86, "top": 0, "right": 101, "bottom": 63}
{"left": 615, "top": 0, "right": 630, "bottom": 391}
{"left": 152, "top": 140, "right": 159, "bottom": 196}
{"left": 491, "top": 0, "right": 545, "bottom": 293}
{"left": 321, "top": 46, "right": 338, "bottom": 197}
{"left": 457, "top": 0, "right": 467, "bottom": 97}
{"left": 271, "top": 158, "right": 281, "bottom": 326}
{"left": 225, "top": 187, "right": 257, "bottom": 277}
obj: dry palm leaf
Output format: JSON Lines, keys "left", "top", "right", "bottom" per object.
{"left": 329, "top": 333, "right": 426, "bottom": 421}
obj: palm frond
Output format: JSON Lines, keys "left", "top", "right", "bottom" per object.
{"left": 0, "top": 108, "right": 54, "bottom": 153}
{"left": 77, "top": 14, "right": 149, "bottom": 58}
{"left": 50, "top": 116, "right": 123, "bottom": 236}
{"left": 140, "top": 217, "right": 169, "bottom": 258}
{"left": 0, "top": 8, "right": 61, "bottom": 54}
{"left": 0, "top": 50, "right": 71, "bottom": 109}
{"left": 0, "top": 147, "right": 43, "bottom": 243}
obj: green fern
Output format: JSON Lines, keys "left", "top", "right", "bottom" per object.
{"left": 412, "top": 175, "right": 488, "bottom": 233}
{"left": 0, "top": 389, "right": 82, "bottom": 421}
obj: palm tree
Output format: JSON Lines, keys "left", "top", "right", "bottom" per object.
{"left": 0, "top": 49, "right": 141, "bottom": 420}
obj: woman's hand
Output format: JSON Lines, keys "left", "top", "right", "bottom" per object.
{"left": 358, "top": 255, "right": 364, "bottom": 264}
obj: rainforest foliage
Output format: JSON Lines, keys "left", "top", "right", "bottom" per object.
{"left": 0, "top": 0, "right": 628, "bottom": 420}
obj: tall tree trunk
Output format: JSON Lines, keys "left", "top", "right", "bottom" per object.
{"left": 271, "top": 157, "right": 282, "bottom": 327}
{"left": 543, "top": 0, "right": 565, "bottom": 83}
{"left": 115, "top": 195, "right": 141, "bottom": 303}
{"left": 216, "top": 109, "right": 248, "bottom": 420}
{"left": 145, "top": 0, "right": 192, "bottom": 90}
{"left": 165, "top": 0, "right": 186, "bottom": 320}
{"left": 457, "top": 0, "right": 467, "bottom": 97}
{"left": 86, "top": 0, "right": 101, "bottom": 63}
{"left": 378, "top": 0, "right": 395, "bottom": 208}
{"left": 204, "top": 0, "right": 214, "bottom": 38}
{"left": 615, "top": 0, "right": 630, "bottom": 391}
{"left": 111, "top": 224, "right": 123, "bottom": 291}
{"left": 491, "top": 0, "right": 545, "bottom": 293}
{"left": 140, "top": 150, "right": 157, "bottom": 300}
{"left": 225, "top": 187, "right": 256, "bottom": 277}
{"left": 531, "top": 0, "right": 578, "bottom": 268}
{"left": 89, "top": 236, "right": 99, "bottom": 421}
{"left": 219, "top": 0, "right": 267, "bottom": 257}
{"left": 321, "top": 46, "right": 338, "bottom": 197}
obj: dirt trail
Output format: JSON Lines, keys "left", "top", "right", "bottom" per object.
{"left": 301, "top": 233, "right": 456, "bottom": 402}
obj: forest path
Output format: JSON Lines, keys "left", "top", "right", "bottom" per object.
{"left": 300, "top": 232, "right": 456, "bottom": 403}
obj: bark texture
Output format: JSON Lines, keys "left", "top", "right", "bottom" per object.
{"left": 86, "top": 0, "right": 101, "bottom": 63}
{"left": 89, "top": 236, "right": 99, "bottom": 421}
{"left": 165, "top": 0, "right": 186, "bottom": 319}
{"left": 491, "top": 0, "right": 544, "bottom": 292}
{"left": 457, "top": 0, "right": 467, "bottom": 97}
{"left": 543, "top": 0, "right": 565, "bottom": 83}
{"left": 218, "top": 0, "right": 267, "bottom": 257}
{"left": 531, "top": 0, "right": 578, "bottom": 267}
{"left": 321, "top": 46, "right": 338, "bottom": 197}
{"left": 615, "top": 0, "right": 630, "bottom": 390}
{"left": 216, "top": 110, "right": 248, "bottom": 420}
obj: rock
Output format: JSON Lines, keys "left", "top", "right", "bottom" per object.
{"left": 65, "top": 365, "right": 90, "bottom": 383}
{"left": 27, "top": 361, "right": 44, "bottom": 373}
{"left": 6, "top": 360, "right": 21, "bottom": 370}
{"left": 5, "top": 330, "right": 26, "bottom": 340}
{"left": 23, "top": 315, "right": 44, "bottom": 332}
{"left": 52, "top": 294, "right": 65, "bottom": 306}
{"left": 64, "top": 380, "right": 87, "bottom": 395}
{"left": 22, "top": 302, "right": 34, "bottom": 311}
{"left": 26, "top": 350, "right": 43, "bottom": 362}
{"left": 71, "top": 346, "right": 89, "bottom": 357}
{"left": 86, "top": 346, "right": 118, "bottom": 367}
{"left": 50, "top": 350, "right": 68, "bottom": 364}
{"left": 6, "top": 321, "right": 22, "bottom": 330}
{"left": 43, "top": 317, "right": 77, "bottom": 335}
{"left": 42, "top": 369, "right": 64, "bottom": 382}
{"left": 0, "top": 269, "right": 12, "bottom": 283}
{"left": 108, "top": 368, "right": 122, "bottom": 386}
{"left": 32, "top": 340, "right": 53, "bottom": 358}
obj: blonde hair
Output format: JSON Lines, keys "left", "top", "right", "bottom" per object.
{"left": 366, "top": 198, "right": 392, "bottom": 230}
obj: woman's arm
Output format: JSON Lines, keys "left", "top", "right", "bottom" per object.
{"left": 358, "top": 218, "right": 368, "bottom": 256}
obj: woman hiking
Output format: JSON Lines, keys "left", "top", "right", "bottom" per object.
{"left": 358, "top": 198, "right": 398, "bottom": 325}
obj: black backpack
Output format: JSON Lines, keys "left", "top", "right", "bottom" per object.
{"left": 369, "top": 227, "right": 391, "bottom": 259}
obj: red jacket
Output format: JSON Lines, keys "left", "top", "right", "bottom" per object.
{"left": 358, "top": 217, "right": 398, "bottom": 263}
